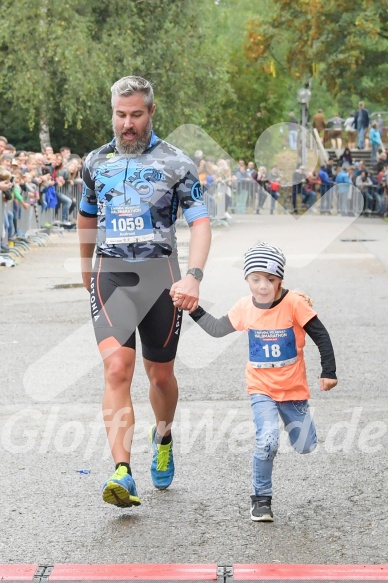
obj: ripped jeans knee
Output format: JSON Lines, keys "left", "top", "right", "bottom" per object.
{"left": 254, "top": 429, "right": 280, "bottom": 461}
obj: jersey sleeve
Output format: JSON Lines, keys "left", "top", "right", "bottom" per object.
{"left": 227, "top": 298, "right": 247, "bottom": 331}
{"left": 79, "top": 153, "right": 97, "bottom": 217}
{"left": 292, "top": 293, "right": 318, "bottom": 328}
{"left": 174, "top": 157, "right": 209, "bottom": 226}
{"left": 190, "top": 307, "right": 236, "bottom": 337}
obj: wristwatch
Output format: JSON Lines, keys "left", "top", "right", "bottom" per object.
{"left": 186, "top": 268, "right": 203, "bottom": 281}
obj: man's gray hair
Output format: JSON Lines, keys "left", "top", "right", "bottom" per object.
{"left": 111, "top": 76, "right": 154, "bottom": 110}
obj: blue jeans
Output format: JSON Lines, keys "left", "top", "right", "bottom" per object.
{"left": 270, "top": 190, "right": 280, "bottom": 212}
{"left": 371, "top": 143, "right": 379, "bottom": 164}
{"left": 372, "top": 190, "right": 384, "bottom": 214}
{"left": 319, "top": 184, "right": 333, "bottom": 212}
{"left": 56, "top": 191, "right": 72, "bottom": 221}
{"left": 3, "top": 209, "right": 14, "bottom": 238}
{"left": 250, "top": 394, "right": 317, "bottom": 496}
{"left": 357, "top": 126, "right": 366, "bottom": 149}
{"left": 302, "top": 189, "right": 317, "bottom": 209}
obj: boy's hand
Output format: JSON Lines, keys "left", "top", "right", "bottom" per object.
{"left": 171, "top": 289, "right": 183, "bottom": 301}
{"left": 320, "top": 378, "right": 337, "bottom": 391}
{"left": 170, "top": 277, "right": 200, "bottom": 312}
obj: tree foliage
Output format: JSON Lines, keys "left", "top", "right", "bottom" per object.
{"left": 0, "top": 0, "right": 233, "bottom": 152}
{"left": 245, "top": 0, "right": 388, "bottom": 103}
{"left": 0, "top": 1, "right": 109, "bottom": 133}
{"left": 0, "top": 0, "right": 295, "bottom": 158}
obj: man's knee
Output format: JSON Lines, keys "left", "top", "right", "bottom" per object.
{"left": 104, "top": 357, "right": 133, "bottom": 387}
{"left": 147, "top": 361, "right": 175, "bottom": 393}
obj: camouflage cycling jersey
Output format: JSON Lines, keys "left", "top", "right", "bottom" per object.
{"left": 79, "top": 132, "right": 208, "bottom": 260}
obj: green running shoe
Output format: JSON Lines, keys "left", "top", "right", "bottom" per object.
{"left": 150, "top": 425, "right": 175, "bottom": 489}
{"left": 102, "top": 466, "right": 141, "bottom": 507}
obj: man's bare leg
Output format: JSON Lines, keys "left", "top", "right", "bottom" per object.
{"left": 145, "top": 359, "right": 178, "bottom": 436}
{"left": 102, "top": 346, "right": 136, "bottom": 463}
{"left": 101, "top": 346, "right": 140, "bottom": 507}
{"left": 144, "top": 358, "right": 178, "bottom": 489}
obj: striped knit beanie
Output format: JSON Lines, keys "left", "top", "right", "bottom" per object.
{"left": 244, "top": 242, "right": 286, "bottom": 279}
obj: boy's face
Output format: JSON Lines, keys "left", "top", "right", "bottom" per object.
{"left": 246, "top": 272, "right": 282, "bottom": 303}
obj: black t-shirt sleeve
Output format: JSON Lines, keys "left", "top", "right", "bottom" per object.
{"left": 304, "top": 316, "right": 337, "bottom": 379}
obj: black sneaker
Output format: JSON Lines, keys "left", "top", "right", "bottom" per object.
{"left": 250, "top": 495, "right": 274, "bottom": 522}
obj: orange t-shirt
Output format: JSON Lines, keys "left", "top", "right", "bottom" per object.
{"left": 228, "top": 291, "right": 317, "bottom": 401}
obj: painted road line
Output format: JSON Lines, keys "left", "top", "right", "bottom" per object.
{"left": 48, "top": 563, "right": 218, "bottom": 580}
{"left": 233, "top": 563, "right": 388, "bottom": 580}
{"left": 0, "top": 563, "right": 38, "bottom": 581}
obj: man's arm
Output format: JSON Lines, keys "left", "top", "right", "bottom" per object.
{"left": 77, "top": 213, "right": 97, "bottom": 292}
{"left": 170, "top": 218, "right": 211, "bottom": 312}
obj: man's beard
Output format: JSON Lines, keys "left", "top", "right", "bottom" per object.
{"left": 113, "top": 117, "right": 153, "bottom": 156}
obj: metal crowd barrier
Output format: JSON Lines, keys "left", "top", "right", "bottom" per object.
{"left": 278, "top": 182, "right": 381, "bottom": 216}
{"left": 176, "top": 182, "right": 231, "bottom": 226}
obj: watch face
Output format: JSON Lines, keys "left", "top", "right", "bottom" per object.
{"left": 187, "top": 268, "right": 203, "bottom": 281}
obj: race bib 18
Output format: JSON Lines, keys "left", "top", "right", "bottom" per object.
{"left": 248, "top": 327, "right": 297, "bottom": 368}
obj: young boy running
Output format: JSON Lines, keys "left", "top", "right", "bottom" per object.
{"left": 174, "top": 242, "right": 337, "bottom": 522}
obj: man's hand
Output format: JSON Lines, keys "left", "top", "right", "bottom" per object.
{"left": 320, "top": 378, "right": 337, "bottom": 391}
{"left": 170, "top": 276, "right": 200, "bottom": 312}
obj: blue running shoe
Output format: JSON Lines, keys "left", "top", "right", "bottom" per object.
{"left": 102, "top": 466, "right": 141, "bottom": 507}
{"left": 150, "top": 425, "right": 175, "bottom": 489}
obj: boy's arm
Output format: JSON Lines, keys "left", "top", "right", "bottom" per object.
{"left": 190, "top": 306, "right": 237, "bottom": 337}
{"left": 304, "top": 316, "right": 337, "bottom": 391}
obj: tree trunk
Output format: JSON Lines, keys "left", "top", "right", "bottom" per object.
{"left": 38, "top": 0, "right": 51, "bottom": 153}
{"left": 39, "top": 116, "right": 51, "bottom": 152}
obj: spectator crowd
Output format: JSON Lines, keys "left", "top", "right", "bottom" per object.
{"left": 1, "top": 136, "right": 82, "bottom": 259}
{"left": 2, "top": 102, "right": 388, "bottom": 265}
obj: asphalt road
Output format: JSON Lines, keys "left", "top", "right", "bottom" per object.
{"left": 0, "top": 213, "right": 387, "bottom": 565}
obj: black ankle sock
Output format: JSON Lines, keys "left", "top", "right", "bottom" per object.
{"left": 115, "top": 462, "right": 131, "bottom": 475}
{"left": 155, "top": 431, "right": 172, "bottom": 445}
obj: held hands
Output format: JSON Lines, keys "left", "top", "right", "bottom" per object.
{"left": 170, "top": 276, "right": 200, "bottom": 312}
{"left": 320, "top": 378, "right": 337, "bottom": 391}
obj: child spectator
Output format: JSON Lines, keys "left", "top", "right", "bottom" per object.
{"left": 301, "top": 175, "right": 317, "bottom": 211}
{"left": 338, "top": 147, "right": 353, "bottom": 168}
{"left": 318, "top": 164, "right": 335, "bottom": 214}
{"left": 268, "top": 166, "right": 281, "bottom": 215}
{"left": 369, "top": 122, "right": 383, "bottom": 165}
{"left": 335, "top": 167, "right": 353, "bottom": 216}
{"left": 177, "top": 243, "right": 337, "bottom": 522}
{"left": 0, "top": 166, "right": 14, "bottom": 247}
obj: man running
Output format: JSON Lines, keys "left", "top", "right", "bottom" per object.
{"left": 78, "top": 75, "right": 211, "bottom": 508}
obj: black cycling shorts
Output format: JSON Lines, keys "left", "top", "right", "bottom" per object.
{"left": 90, "top": 255, "right": 182, "bottom": 363}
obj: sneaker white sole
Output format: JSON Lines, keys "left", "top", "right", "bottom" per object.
{"left": 251, "top": 512, "right": 274, "bottom": 522}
